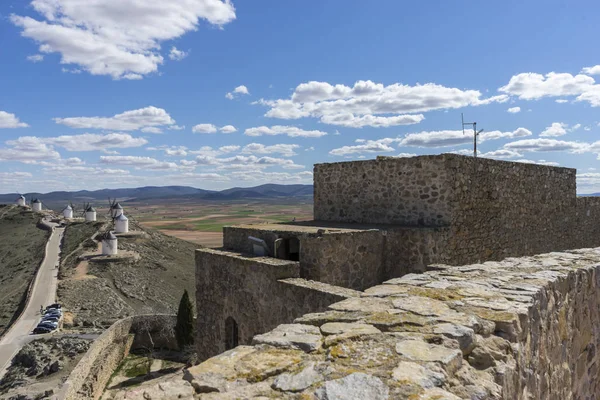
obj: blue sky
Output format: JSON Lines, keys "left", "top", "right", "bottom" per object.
{"left": 1, "top": 0, "right": 600, "bottom": 193}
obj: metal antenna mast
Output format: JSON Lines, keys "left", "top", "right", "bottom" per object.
{"left": 461, "top": 113, "right": 484, "bottom": 158}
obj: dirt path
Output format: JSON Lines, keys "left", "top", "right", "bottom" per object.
{"left": 0, "top": 220, "right": 63, "bottom": 379}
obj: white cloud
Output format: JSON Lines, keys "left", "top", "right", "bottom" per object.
{"left": 5, "top": 133, "right": 147, "bottom": 154}
{"left": 191, "top": 154, "right": 304, "bottom": 170}
{"left": 400, "top": 130, "right": 470, "bottom": 148}
{"left": 555, "top": 99, "right": 569, "bottom": 104}
{"left": 11, "top": 0, "right": 236, "bottom": 79}
{"left": 192, "top": 124, "right": 217, "bottom": 134}
{"left": 329, "top": 138, "right": 398, "bottom": 156}
{"left": 187, "top": 145, "right": 240, "bottom": 156}
{"left": 540, "top": 122, "right": 581, "bottom": 137}
{"left": 219, "top": 125, "right": 237, "bottom": 134}
{"left": 168, "top": 47, "right": 188, "bottom": 61}
{"left": 0, "top": 137, "right": 60, "bottom": 162}
{"left": 479, "top": 127, "right": 532, "bottom": 142}
{"left": 504, "top": 138, "right": 589, "bottom": 153}
{"left": 168, "top": 125, "right": 185, "bottom": 131}
{"left": 55, "top": 106, "right": 175, "bottom": 131}
{"left": 256, "top": 80, "right": 508, "bottom": 128}
{"left": 319, "top": 113, "right": 424, "bottom": 128}
{"left": 399, "top": 127, "right": 531, "bottom": 148}
{"left": 396, "top": 153, "right": 417, "bottom": 158}
{"left": 507, "top": 107, "right": 521, "bottom": 113}
{"left": 241, "top": 143, "right": 299, "bottom": 157}
{"left": 100, "top": 155, "right": 183, "bottom": 171}
{"left": 141, "top": 127, "right": 163, "bottom": 134}
{"left": 582, "top": 65, "right": 600, "bottom": 75}
{"left": 499, "top": 72, "right": 595, "bottom": 100}
{"left": 244, "top": 125, "right": 328, "bottom": 138}
{"left": 26, "top": 54, "right": 44, "bottom": 63}
{"left": 479, "top": 149, "right": 523, "bottom": 159}
{"left": 0, "top": 111, "right": 29, "bottom": 128}
{"left": 226, "top": 85, "right": 250, "bottom": 99}
{"left": 62, "top": 68, "right": 82, "bottom": 74}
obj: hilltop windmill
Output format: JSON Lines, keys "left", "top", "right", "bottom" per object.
{"left": 107, "top": 198, "right": 123, "bottom": 218}
{"left": 31, "top": 198, "right": 43, "bottom": 213}
{"left": 83, "top": 202, "right": 97, "bottom": 222}
{"left": 62, "top": 201, "right": 75, "bottom": 219}
{"left": 15, "top": 193, "right": 26, "bottom": 207}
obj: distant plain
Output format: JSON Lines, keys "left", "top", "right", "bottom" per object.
{"left": 129, "top": 198, "right": 313, "bottom": 247}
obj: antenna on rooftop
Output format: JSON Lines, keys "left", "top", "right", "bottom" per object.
{"left": 461, "top": 113, "right": 484, "bottom": 158}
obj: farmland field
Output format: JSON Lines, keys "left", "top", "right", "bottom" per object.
{"left": 129, "top": 199, "right": 313, "bottom": 247}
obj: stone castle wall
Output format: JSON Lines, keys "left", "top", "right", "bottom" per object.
{"left": 56, "top": 315, "right": 176, "bottom": 400}
{"left": 186, "top": 247, "right": 600, "bottom": 399}
{"left": 314, "top": 154, "right": 600, "bottom": 267}
{"left": 314, "top": 155, "right": 453, "bottom": 226}
{"left": 195, "top": 248, "right": 360, "bottom": 361}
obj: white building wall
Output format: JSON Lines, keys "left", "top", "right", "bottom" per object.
{"left": 102, "top": 239, "right": 118, "bottom": 255}
{"left": 32, "top": 202, "right": 42, "bottom": 212}
{"left": 17, "top": 198, "right": 26, "bottom": 207}
{"left": 63, "top": 209, "right": 73, "bottom": 219}
{"left": 85, "top": 211, "right": 96, "bottom": 222}
{"left": 115, "top": 219, "right": 129, "bottom": 233}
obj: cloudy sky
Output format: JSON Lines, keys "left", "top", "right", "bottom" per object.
{"left": 1, "top": 0, "right": 600, "bottom": 194}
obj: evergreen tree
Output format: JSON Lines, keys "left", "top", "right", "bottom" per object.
{"left": 175, "top": 289, "right": 195, "bottom": 350}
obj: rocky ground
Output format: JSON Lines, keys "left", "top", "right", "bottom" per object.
{"left": 0, "top": 205, "right": 50, "bottom": 337}
{"left": 0, "top": 336, "right": 92, "bottom": 399}
{"left": 57, "top": 221, "right": 197, "bottom": 329}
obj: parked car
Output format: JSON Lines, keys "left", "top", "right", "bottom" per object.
{"left": 46, "top": 303, "right": 61, "bottom": 310}
{"left": 42, "top": 316, "right": 59, "bottom": 323}
{"left": 37, "top": 321, "right": 58, "bottom": 329}
{"left": 33, "top": 326, "right": 52, "bottom": 334}
{"left": 44, "top": 309, "right": 61, "bottom": 316}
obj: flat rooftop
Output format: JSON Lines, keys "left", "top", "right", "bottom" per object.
{"left": 225, "top": 220, "right": 449, "bottom": 234}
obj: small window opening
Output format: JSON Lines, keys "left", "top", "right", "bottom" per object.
{"left": 225, "top": 317, "right": 239, "bottom": 350}
{"left": 275, "top": 237, "right": 300, "bottom": 261}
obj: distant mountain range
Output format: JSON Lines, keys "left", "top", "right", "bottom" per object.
{"left": 0, "top": 184, "right": 313, "bottom": 208}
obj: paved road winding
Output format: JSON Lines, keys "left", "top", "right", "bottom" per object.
{"left": 0, "top": 219, "right": 63, "bottom": 378}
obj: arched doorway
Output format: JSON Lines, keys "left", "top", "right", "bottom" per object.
{"left": 225, "top": 317, "right": 239, "bottom": 350}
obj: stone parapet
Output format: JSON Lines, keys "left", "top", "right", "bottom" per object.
{"left": 186, "top": 247, "right": 600, "bottom": 399}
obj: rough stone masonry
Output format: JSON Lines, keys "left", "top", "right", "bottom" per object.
{"left": 184, "top": 247, "right": 600, "bottom": 399}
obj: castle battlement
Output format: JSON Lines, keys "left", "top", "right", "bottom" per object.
{"left": 195, "top": 155, "right": 600, "bottom": 361}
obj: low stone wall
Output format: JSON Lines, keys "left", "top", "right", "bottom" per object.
{"left": 56, "top": 314, "right": 176, "bottom": 400}
{"left": 196, "top": 248, "right": 360, "bottom": 361}
{"left": 185, "top": 247, "right": 600, "bottom": 399}
{"left": 300, "top": 230, "right": 385, "bottom": 290}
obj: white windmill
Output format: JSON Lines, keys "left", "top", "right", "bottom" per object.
{"left": 84, "top": 203, "right": 97, "bottom": 222}
{"left": 114, "top": 213, "right": 129, "bottom": 233}
{"left": 31, "top": 198, "right": 43, "bottom": 213}
{"left": 100, "top": 231, "right": 118, "bottom": 255}
{"left": 16, "top": 194, "right": 26, "bottom": 207}
{"left": 62, "top": 201, "right": 75, "bottom": 219}
{"left": 108, "top": 198, "right": 123, "bottom": 218}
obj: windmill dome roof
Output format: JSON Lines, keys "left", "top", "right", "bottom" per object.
{"left": 33, "top": 199, "right": 41, "bottom": 203}
{"left": 116, "top": 214, "right": 128, "bottom": 221}
{"left": 86, "top": 207, "right": 96, "bottom": 212}
{"left": 18, "top": 195, "right": 25, "bottom": 199}
{"left": 105, "top": 232, "right": 117, "bottom": 240}
{"left": 113, "top": 203, "right": 123, "bottom": 209}
{"left": 65, "top": 205, "right": 72, "bottom": 210}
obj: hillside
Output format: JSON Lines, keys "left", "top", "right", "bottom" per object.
{"left": 57, "top": 220, "right": 197, "bottom": 329}
{"left": 0, "top": 205, "right": 50, "bottom": 337}
{"left": 0, "top": 184, "right": 313, "bottom": 209}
